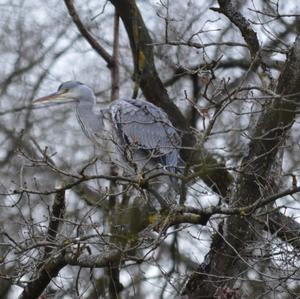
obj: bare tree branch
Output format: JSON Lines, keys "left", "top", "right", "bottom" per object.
{"left": 183, "top": 35, "right": 300, "bottom": 298}
{"left": 19, "top": 190, "right": 66, "bottom": 299}
{"left": 64, "top": 0, "right": 114, "bottom": 67}
{"left": 111, "top": 10, "right": 120, "bottom": 101}
{"left": 110, "top": 0, "right": 233, "bottom": 196}
{"left": 44, "top": 189, "right": 65, "bottom": 257}
{"left": 211, "top": 0, "right": 260, "bottom": 58}
{"left": 19, "top": 248, "right": 123, "bottom": 299}
{"left": 268, "top": 211, "right": 300, "bottom": 251}
{"left": 18, "top": 256, "right": 66, "bottom": 299}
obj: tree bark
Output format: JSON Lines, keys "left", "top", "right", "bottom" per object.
{"left": 110, "top": 0, "right": 232, "bottom": 196}
{"left": 183, "top": 35, "right": 300, "bottom": 298}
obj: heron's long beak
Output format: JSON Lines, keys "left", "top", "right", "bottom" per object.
{"left": 32, "top": 90, "right": 75, "bottom": 105}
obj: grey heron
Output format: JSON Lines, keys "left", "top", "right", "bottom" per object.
{"left": 33, "top": 81, "right": 183, "bottom": 205}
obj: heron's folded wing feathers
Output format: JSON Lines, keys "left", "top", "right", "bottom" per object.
{"left": 112, "top": 99, "right": 180, "bottom": 157}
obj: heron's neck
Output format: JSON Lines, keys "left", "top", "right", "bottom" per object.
{"left": 75, "top": 102, "right": 104, "bottom": 136}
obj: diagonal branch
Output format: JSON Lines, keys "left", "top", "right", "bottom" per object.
{"left": 268, "top": 212, "right": 300, "bottom": 251}
{"left": 111, "top": 10, "right": 120, "bottom": 101}
{"left": 19, "top": 248, "right": 123, "bottom": 299}
{"left": 44, "top": 189, "right": 65, "bottom": 257}
{"left": 19, "top": 190, "right": 66, "bottom": 299}
{"left": 64, "top": 0, "right": 114, "bottom": 67}
{"left": 18, "top": 256, "right": 66, "bottom": 299}
{"left": 211, "top": 0, "right": 260, "bottom": 58}
{"left": 18, "top": 188, "right": 123, "bottom": 299}
{"left": 110, "top": 0, "right": 232, "bottom": 196}
{"left": 110, "top": 0, "right": 187, "bottom": 129}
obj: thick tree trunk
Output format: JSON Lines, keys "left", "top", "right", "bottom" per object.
{"left": 183, "top": 35, "right": 300, "bottom": 298}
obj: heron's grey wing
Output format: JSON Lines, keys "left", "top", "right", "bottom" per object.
{"left": 110, "top": 99, "right": 181, "bottom": 166}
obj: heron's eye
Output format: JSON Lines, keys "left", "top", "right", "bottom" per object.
{"left": 63, "top": 89, "right": 69, "bottom": 93}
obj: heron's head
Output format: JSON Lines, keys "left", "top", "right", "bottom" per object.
{"left": 33, "top": 81, "right": 95, "bottom": 106}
